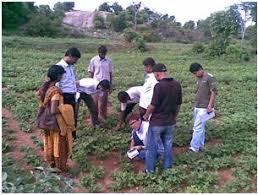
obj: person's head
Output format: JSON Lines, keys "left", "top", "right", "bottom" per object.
{"left": 64, "top": 47, "right": 81, "bottom": 64}
{"left": 98, "top": 45, "right": 108, "bottom": 59}
{"left": 117, "top": 91, "right": 130, "bottom": 103}
{"left": 152, "top": 63, "right": 167, "bottom": 81}
{"left": 47, "top": 65, "right": 66, "bottom": 82}
{"left": 128, "top": 115, "right": 141, "bottom": 130}
{"left": 38, "top": 65, "right": 65, "bottom": 102}
{"left": 97, "top": 79, "right": 110, "bottom": 91}
{"left": 143, "top": 57, "right": 156, "bottom": 73}
{"left": 189, "top": 63, "right": 204, "bottom": 78}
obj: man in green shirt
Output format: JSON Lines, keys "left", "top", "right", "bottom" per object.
{"left": 189, "top": 63, "right": 217, "bottom": 153}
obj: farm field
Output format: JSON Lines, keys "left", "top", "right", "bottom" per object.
{"left": 2, "top": 35, "right": 257, "bottom": 193}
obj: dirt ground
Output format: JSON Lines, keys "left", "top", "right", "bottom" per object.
{"left": 3, "top": 108, "right": 242, "bottom": 192}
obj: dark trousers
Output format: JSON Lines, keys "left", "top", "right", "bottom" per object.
{"left": 120, "top": 103, "right": 137, "bottom": 122}
{"left": 63, "top": 93, "right": 76, "bottom": 138}
{"left": 75, "top": 92, "right": 99, "bottom": 126}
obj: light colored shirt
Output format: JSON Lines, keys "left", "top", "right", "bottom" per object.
{"left": 56, "top": 59, "right": 76, "bottom": 94}
{"left": 139, "top": 73, "right": 158, "bottom": 109}
{"left": 77, "top": 78, "right": 100, "bottom": 94}
{"left": 131, "top": 121, "right": 149, "bottom": 146}
{"left": 88, "top": 55, "right": 113, "bottom": 81}
{"left": 121, "top": 86, "right": 142, "bottom": 111}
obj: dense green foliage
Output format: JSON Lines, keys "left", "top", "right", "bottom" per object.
{"left": 2, "top": 35, "right": 257, "bottom": 192}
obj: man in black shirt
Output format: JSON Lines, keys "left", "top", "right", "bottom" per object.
{"left": 143, "top": 63, "right": 182, "bottom": 173}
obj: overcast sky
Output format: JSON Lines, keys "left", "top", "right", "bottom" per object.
{"left": 34, "top": 0, "right": 256, "bottom": 24}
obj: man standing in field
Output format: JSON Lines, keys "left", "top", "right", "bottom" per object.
{"left": 139, "top": 57, "right": 158, "bottom": 118}
{"left": 143, "top": 63, "right": 182, "bottom": 173}
{"left": 56, "top": 47, "right": 81, "bottom": 138}
{"left": 88, "top": 45, "right": 114, "bottom": 121}
{"left": 189, "top": 63, "right": 217, "bottom": 153}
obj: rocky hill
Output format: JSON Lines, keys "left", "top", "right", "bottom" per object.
{"left": 63, "top": 10, "right": 109, "bottom": 30}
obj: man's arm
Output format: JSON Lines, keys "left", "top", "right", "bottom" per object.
{"left": 109, "top": 72, "right": 113, "bottom": 93}
{"left": 175, "top": 105, "right": 181, "bottom": 118}
{"left": 207, "top": 91, "right": 216, "bottom": 113}
{"left": 143, "top": 104, "right": 155, "bottom": 121}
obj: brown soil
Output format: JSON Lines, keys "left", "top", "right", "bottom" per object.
{"left": 2, "top": 107, "right": 235, "bottom": 193}
{"left": 2, "top": 108, "right": 86, "bottom": 193}
{"left": 217, "top": 169, "right": 235, "bottom": 187}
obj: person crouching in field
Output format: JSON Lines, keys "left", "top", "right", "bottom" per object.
{"left": 143, "top": 63, "right": 182, "bottom": 173}
{"left": 75, "top": 78, "right": 110, "bottom": 126}
{"left": 36, "top": 65, "right": 75, "bottom": 172}
{"left": 128, "top": 116, "right": 164, "bottom": 160}
{"left": 88, "top": 45, "right": 114, "bottom": 122}
{"left": 188, "top": 63, "right": 217, "bottom": 153}
{"left": 115, "top": 86, "right": 142, "bottom": 131}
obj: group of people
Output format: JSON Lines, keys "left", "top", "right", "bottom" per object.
{"left": 36, "top": 46, "right": 217, "bottom": 173}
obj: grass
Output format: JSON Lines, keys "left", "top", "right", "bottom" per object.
{"left": 2, "top": 35, "right": 257, "bottom": 193}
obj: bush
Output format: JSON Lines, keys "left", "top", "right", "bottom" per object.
{"left": 21, "top": 14, "right": 62, "bottom": 37}
{"left": 132, "top": 36, "right": 148, "bottom": 52}
{"left": 192, "top": 42, "right": 205, "bottom": 54}
{"left": 142, "top": 31, "right": 161, "bottom": 42}
{"left": 206, "top": 39, "right": 227, "bottom": 57}
{"left": 93, "top": 14, "right": 106, "bottom": 29}
{"left": 123, "top": 28, "right": 139, "bottom": 42}
{"left": 225, "top": 45, "right": 250, "bottom": 62}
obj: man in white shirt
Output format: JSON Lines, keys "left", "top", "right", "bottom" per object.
{"left": 115, "top": 86, "right": 142, "bottom": 130}
{"left": 88, "top": 45, "right": 114, "bottom": 121}
{"left": 128, "top": 116, "right": 164, "bottom": 160}
{"left": 75, "top": 78, "right": 110, "bottom": 126}
{"left": 139, "top": 57, "right": 158, "bottom": 118}
{"left": 56, "top": 47, "right": 81, "bottom": 138}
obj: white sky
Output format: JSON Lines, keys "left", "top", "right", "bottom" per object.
{"left": 31, "top": 0, "right": 256, "bottom": 24}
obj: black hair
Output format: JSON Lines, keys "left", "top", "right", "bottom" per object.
{"left": 47, "top": 65, "right": 66, "bottom": 82}
{"left": 98, "top": 45, "right": 108, "bottom": 54}
{"left": 117, "top": 91, "right": 130, "bottom": 103}
{"left": 98, "top": 79, "right": 110, "bottom": 90}
{"left": 39, "top": 65, "right": 65, "bottom": 102}
{"left": 143, "top": 57, "right": 156, "bottom": 67}
{"left": 65, "top": 47, "right": 81, "bottom": 58}
{"left": 189, "top": 63, "right": 203, "bottom": 73}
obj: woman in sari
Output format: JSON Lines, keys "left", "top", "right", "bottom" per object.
{"left": 37, "top": 65, "right": 75, "bottom": 171}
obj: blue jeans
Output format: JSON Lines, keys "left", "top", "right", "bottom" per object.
{"left": 190, "top": 108, "right": 208, "bottom": 152}
{"left": 145, "top": 125, "right": 175, "bottom": 173}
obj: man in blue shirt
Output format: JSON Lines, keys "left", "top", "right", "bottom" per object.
{"left": 56, "top": 47, "right": 81, "bottom": 138}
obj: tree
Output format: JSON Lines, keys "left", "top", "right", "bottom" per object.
{"left": 111, "top": 2, "right": 123, "bottom": 14}
{"left": 3, "top": 2, "right": 36, "bottom": 30}
{"left": 53, "top": 2, "right": 65, "bottom": 19}
{"left": 183, "top": 20, "right": 195, "bottom": 30}
{"left": 63, "top": 2, "right": 74, "bottom": 11}
{"left": 126, "top": 2, "right": 142, "bottom": 30}
{"left": 107, "top": 11, "right": 127, "bottom": 32}
{"left": 208, "top": 10, "right": 240, "bottom": 56}
{"left": 93, "top": 14, "right": 106, "bottom": 29}
{"left": 99, "top": 2, "right": 112, "bottom": 12}
{"left": 230, "top": 2, "right": 257, "bottom": 47}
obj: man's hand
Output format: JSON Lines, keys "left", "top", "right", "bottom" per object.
{"left": 207, "top": 104, "right": 212, "bottom": 113}
{"left": 142, "top": 113, "right": 149, "bottom": 121}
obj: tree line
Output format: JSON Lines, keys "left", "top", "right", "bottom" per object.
{"left": 2, "top": 1, "right": 257, "bottom": 57}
